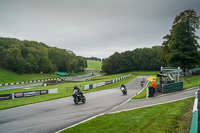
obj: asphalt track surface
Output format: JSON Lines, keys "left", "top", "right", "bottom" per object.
{"left": 0, "top": 76, "right": 148, "bottom": 133}
{"left": 108, "top": 87, "right": 199, "bottom": 114}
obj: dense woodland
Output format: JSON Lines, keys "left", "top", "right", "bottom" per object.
{"left": 102, "top": 46, "right": 165, "bottom": 74}
{"left": 0, "top": 37, "right": 87, "bottom": 74}
{"left": 102, "top": 9, "right": 200, "bottom": 75}
{"left": 86, "top": 57, "right": 101, "bottom": 61}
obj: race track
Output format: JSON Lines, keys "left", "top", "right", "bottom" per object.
{"left": 0, "top": 76, "right": 147, "bottom": 133}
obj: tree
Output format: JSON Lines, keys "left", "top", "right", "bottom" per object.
{"left": 0, "top": 46, "right": 9, "bottom": 68}
{"left": 161, "top": 9, "right": 200, "bottom": 75}
{"left": 7, "top": 47, "right": 25, "bottom": 73}
{"left": 104, "top": 52, "right": 121, "bottom": 74}
{"left": 69, "top": 59, "right": 78, "bottom": 73}
{"left": 119, "top": 51, "right": 133, "bottom": 72}
{"left": 25, "top": 54, "right": 38, "bottom": 73}
{"left": 77, "top": 56, "right": 87, "bottom": 71}
{"left": 102, "top": 58, "right": 109, "bottom": 74}
{"left": 160, "top": 34, "right": 171, "bottom": 65}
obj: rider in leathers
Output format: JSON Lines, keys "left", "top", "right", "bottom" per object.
{"left": 73, "top": 85, "right": 83, "bottom": 97}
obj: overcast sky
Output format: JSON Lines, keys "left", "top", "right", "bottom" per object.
{"left": 0, "top": 0, "right": 200, "bottom": 59}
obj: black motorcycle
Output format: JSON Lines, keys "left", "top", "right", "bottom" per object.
{"left": 72, "top": 90, "right": 86, "bottom": 104}
{"left": 120, "top": 87, "right": 127, "bottom": 95}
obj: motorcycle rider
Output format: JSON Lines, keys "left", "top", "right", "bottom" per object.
{"left": 141, "top": 81, "right": 143, "bottom": 87}
{"left": 73, "top": 85, "right": 83, "bottom": 97}
{"left": 120, "top": 84, "right": 126, "bottom": 90}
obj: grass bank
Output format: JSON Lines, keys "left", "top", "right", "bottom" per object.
{"left": 0, "top": 68, "right": 61, "bottom": 84}
{"left": 86, "top": 60, "right": 102, "bottom": 71}
{"left": 181, "top": 75, "right": 200, "bottom": 89}
{"left": 0, "top": 68, "right": 89, "bottom": 84}
{"left": 62, "top": 97, "right": 194, "bottom": 133}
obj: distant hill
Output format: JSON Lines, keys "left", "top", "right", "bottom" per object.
{"left": 85, "top": 57, "right": 101, "bottom": 61}
{"left": 86, "top": 60, "right": 102, "bottom": 71}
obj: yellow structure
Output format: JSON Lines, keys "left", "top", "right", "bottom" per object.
{"left": 147, "top": 76, "right": 157, "bottom": 82}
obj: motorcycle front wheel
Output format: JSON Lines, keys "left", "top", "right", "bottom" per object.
{"left": 74, "top": 96, "right": 79, "bottom": 104}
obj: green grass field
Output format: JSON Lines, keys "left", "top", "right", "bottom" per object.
{"left": 0, "top": 68, "right": 60, "bottom": 84}
{"left": 63, "top": 97, "right": 193, "bottom": 133}
{"left": 86, "top": 60, "right": 102, "bottom": 71}
{"left": 181, "top": 75, "right": 200, "bottom": 89}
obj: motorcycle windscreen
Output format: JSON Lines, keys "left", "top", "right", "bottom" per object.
{"left": 73, "top": 90, "right": 78, "bottom": 95}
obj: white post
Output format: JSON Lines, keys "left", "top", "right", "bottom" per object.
{"left": 178, "top": 67, "right": 180, "bottom": 82}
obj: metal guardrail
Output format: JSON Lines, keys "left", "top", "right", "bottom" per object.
{"left": 0, "top": 78, "right": 61, "bottom": 87}
{"left": 0, "top": 73, "right": 95, "bottom": 87}
{"left": 190, "top": 90, "right": 199, "bottom": 133}
{"left": 83, "top": 74, "right": 131, "bottom": 91}
{"left": 162, "top": 81, "right": 183, "bottom": 93}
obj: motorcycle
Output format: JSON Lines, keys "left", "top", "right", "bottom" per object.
{"left": 72, "top": 89, "right": 86, "bottom": 104}
{"left": 141, "top": 82, "right": 143, "bottom": 87}
{"left": 120, "top": 87, "right": 127, "bottom": 95}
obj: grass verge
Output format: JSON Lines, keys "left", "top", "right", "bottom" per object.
{"left": 180, "top": 75, "right": 200, "bottom": 89}
{"left": 132, "top": 81, "right": 151, "bottom": 99}
{"left": 62, "top": 97, "right": 194, "bottom": 133}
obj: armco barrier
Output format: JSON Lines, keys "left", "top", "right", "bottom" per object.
{"left": 0, "top": 94, "right": 12, "bottom": 101}
{"left": 0, "top": 88, "right": 58, "bottom": 101}
{"left": 89, "top": 84, "right": 93, "bottom": 89}
{"left": 84, "top": 74, "right": 131, "bottom": 91}
{"left": 162, "top": 81, "right": 183, "bottom": 93}
{"left": 0, "top": 73, "right": 94, "bottom": 87}
{"left": 190, "top": 90, "right": 199, "bottom": 133}
{"left": 0, "top": 78, "right": 61, "bottom": 87}
{"left": 84, "top": 85, "right": 89, "bottom": 91}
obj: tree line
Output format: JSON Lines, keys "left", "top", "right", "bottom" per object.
{"left": 102, "top": 9, "right": 200, "bottom": 75}
{"left": 102, "top": 46, "right": 165, "bottom": 74}
{"left": 0, "top": 37, "right": 87, "bottom": 74}
{"left": 85, "top": 57, "right": 101, "bottom": 61}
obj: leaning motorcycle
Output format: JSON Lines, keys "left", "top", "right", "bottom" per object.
{"left": 120, "top": 87, "right": 127, "bottom": 95}
{"left": 72, "top": 90, "right": 86, "bottom": 104}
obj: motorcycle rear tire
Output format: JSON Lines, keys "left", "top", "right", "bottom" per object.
{"left": 82, "top": 96, "right": 86, "bottom": 103}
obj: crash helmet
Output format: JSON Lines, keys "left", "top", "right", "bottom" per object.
{"left": 74, "top": 85, "right": 77, "bottom": 89}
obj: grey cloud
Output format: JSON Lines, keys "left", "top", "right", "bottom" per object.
{"left": 0, "top": 0, "right": 200, "bottom": 59}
